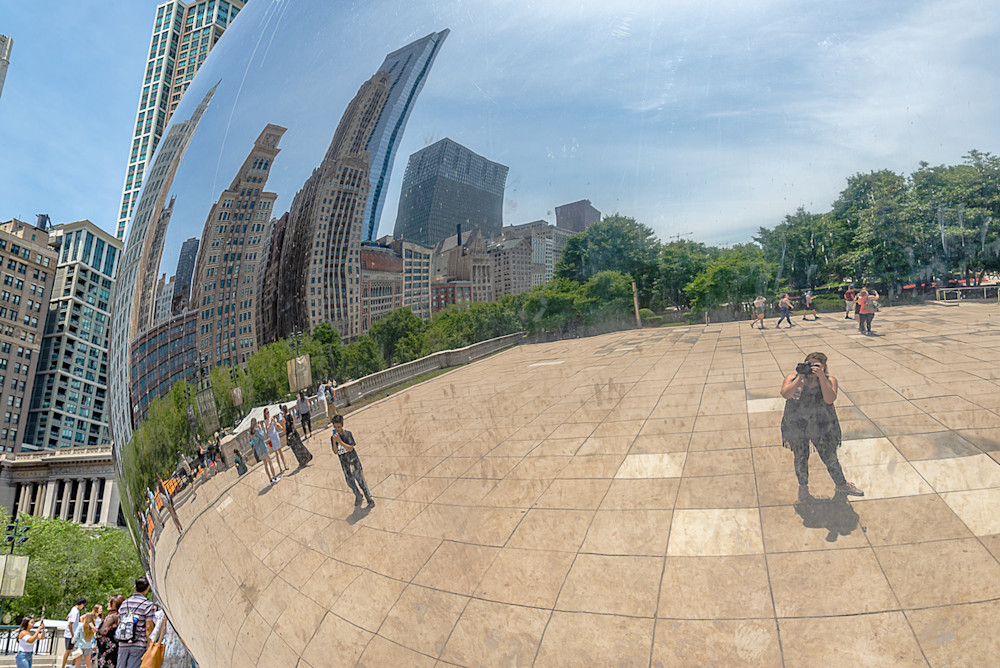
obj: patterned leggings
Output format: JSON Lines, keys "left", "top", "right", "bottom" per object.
{"left": 790, "top": 440, "right": 847, "bottom": 486}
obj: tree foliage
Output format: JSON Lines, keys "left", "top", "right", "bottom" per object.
{"left": 0, "top": 510, "right": 143, "bottom": 622}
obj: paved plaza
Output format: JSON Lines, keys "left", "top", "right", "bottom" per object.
{"left": 153, "top": 303, "right": 1000, "bottom": 666}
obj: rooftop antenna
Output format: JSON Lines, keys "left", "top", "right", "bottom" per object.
{"left": 668, "top": 232, "right": 692, "bottom": 242}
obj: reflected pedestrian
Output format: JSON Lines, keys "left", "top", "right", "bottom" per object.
{"left": 857, "top": 287, "right": 878, "bottom": 336}
{"left": 843, "top": 284, "right": 856, "bottom": 319}
{"left": 250, "top": 417, "right": 277, "bottom": 484}
{"left": 750, "top": 295, "right": 767, "bottom": 329}
{"left": 263, "top": 408, "right": 288, "bottom": 473}
{"left": 330, "top": 414, "right": 374, "bottom": 508}
{"left": 281, "top": 404, "right": 313, "bottom": 468}
{"left": 233, "top": 448, "right": 248, "bottom": 476}
{"left": 802, "top": 290, "right": 818, "bottom": 321}
{"left": 296, "top": 391, "right": 312, "bottom": 438}
{"left": 71, "top": 611, "right": 96, "bottom": 667}
{"left": 780, "top": 352, "right": 864, "bottom": 498}
{"left": 316, "top": 382, "right": 330, "bottom": 429}
{"left": 61, "top": 597, "right": 86, "bottom": 668}
{"left": 156, "top": 476, "right": 182, "bottom": 534}
{"left": 776, "top": 294, "right": 794, "bottom": 328}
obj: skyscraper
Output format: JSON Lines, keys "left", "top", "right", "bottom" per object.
{"left": 271, "top": 73, "right": 390, "bottom": 343}
{"left": 190, "top": 124, "right": 283, "bottom": 378}
{"left": 0, "top": 35, "right": 12, "bottom": 103}
{"left": 393, "top": 138, "right": 509, "bottom": 247}
{"left": 115, "top": 0, "right": 245, "bottom": 241}
{"left": 170, "top": 237, "right": 199, "bottom": 312}
{"left": 25, "top": 220, "right": 122, "bottom": 450}
{"left": 362, "top": 30, "right": 450, "bottom": 241}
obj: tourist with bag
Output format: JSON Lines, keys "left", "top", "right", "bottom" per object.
{"left": 96, "top": 595, "right": 125, "bottom": 668}
{"left": 139, "top": 606, "right": 165, "bottom": 668}
{"left": 281, "top": 404, "right": 313, "bottom": 468}
{"left": 70, "top": 611, "right": 97, "bottom": 667}
{"left": 115, "top": 577, "right": 155, "bottom": 668}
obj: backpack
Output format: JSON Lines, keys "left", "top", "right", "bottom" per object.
{"left": 115, "top": 611, "right": 138, "bottom": 643}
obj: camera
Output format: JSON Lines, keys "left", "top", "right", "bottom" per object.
{"left": 796, "top": 362, "right": 814, "bottom": 376}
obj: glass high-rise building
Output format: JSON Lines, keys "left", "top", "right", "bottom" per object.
{"left": 362, "top": 29, "right": 449, "bottom": 241}
{"left": 0, "top": 34, "right": 12, "bottom": 103}
{"left": 393, "top": 137, "right": 509, "bottom": 247}
{"left": 115, "top": 0, "right": 245, "bottom": 241}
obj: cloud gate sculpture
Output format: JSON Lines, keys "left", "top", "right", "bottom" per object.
{"left": 109, "top": 1, "right": 1000, "bottom": 665}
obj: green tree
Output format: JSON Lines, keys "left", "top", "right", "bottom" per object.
{"left": 368, "top": 308, "right": 426, "bottom": 364}
{"left": 340, "top": 335, "right": 385, "bottom": 379}
{"left": 0, "top": 511, "right": 143, "bottom": 621}
{"left": 655, "top": 240, "right": 718, "bottom": 308}
{"left": 684, "top": 244, "right": 777, "bottom": 314}
{"left": 555, "top": 214, "right": 661, "bottom": 306}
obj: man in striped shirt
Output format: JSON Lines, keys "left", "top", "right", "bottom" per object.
{"left": 116, "top": 576, "right": 155, "bottom": 668}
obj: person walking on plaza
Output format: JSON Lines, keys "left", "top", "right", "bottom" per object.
{"left": 296, "top": 391, "right": 313, "bottom": 438}
{"left": 780, "top": 351, "right": 864, "bottom": 499}
{"left": 156, "top": 476, "right": 182, "bottom": 535}
{"left": 776, "top": 294, "right": 794, "bottom": 328}
{"left": 750, "top": 295, "right": 767, "bottom": 329}
{"left": 71, "top": 611, "right": 97, "bottom": 667}
{"left": 857, "top": 287, "right": 879, "bottom": 335}
{"left": 281, "top": 404, "right": 313, "bottom": 468}
{"left": 802, "top": 290, "right": 819, "bottom": 320}
{"left": 16, "top": 617, "right": 45, "bottom": 668}
{"left": 61, "top": 597, "right": 86, "bottom": 668}
{"left": 115, "top": 577, "right": 155, "bottom": 668}
{"left": 843, "top": 284, "right": 856, "bottom": 319}
{"left": 250, "top": 417, "right": 277, "bottom": 484}
{"left": 316, "top": 382, "right": 329, "bottom": 429}
{"left": 96, "top": 595, "right": 124, "bottom": 668}
{"left": 264, "top": 408, "right": 289, "bottom": 473}
{"left": 331, "top": 415, "right": 374, "bottom": 508}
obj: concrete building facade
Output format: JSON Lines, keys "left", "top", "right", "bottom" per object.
{"left": 489, "top": 237, "right": 532, "bottom": 299}
{"left": 393, "top": 138, "right": 509, "bottom": 247}
{"left": 431, "top": 281, "right": 472, "bottom": 314}
{"left": 25, "top": 220, "right": 121, "bottom": 451}
{"left": 115, "top": 0, "right": 245, "bottom": 240}
{"left": 432, "top": 227, "right": 493, "bottom": 304}
{"left": 275, "top": 73, "right": 389, "bottom": 342}
{"left": 359, "top": 245, "right": 403, "bottom": 331}
{"left": 555, "top": 199, "right": 601, "bottom": 234}
{"left": 390, "top": 239, "right": 433, "bottom": 320}
{"left": 0, "top": 220, "right": 57, "bottom": 453}
{"left": 153, "top": 274, "right": 175, "bottom": 327}
{"left": 190, "top": 124, "right": 283, "bottom": 378}
{"left": 503, "top": 220, "right": 573, "bottom": 286}
{"left": 0, "top": 446, "right": 122, "bottom": 526}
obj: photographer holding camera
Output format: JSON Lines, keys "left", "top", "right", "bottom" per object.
{"left": 779, "top": 352, "right": 864, "bottom": 499}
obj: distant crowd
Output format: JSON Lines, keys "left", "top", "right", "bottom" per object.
{"left": 749, "top": 285, "right": 882, "bottom": 336}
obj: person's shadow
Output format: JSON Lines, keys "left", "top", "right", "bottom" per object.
{"left": 346, "top": 505, "right": 372, "bottom": 525}
{"left": 794, "top": 491, "right": 863, "bottom": 542}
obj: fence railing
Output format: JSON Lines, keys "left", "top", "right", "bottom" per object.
{"left": 0, "top": 626, "right": 58, "bottom": 656}
{"left": 215, "top": 332, "right": 525, "bottom": 470}
{"left": 935, "top": 285, "right": 1000, "bottom": 302}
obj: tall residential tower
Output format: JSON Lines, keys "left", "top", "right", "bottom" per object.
{"left": 0, "top": 35, "right": 12, "bottom": 103}
{"left": 115, "top": 0, "right": 244, "bottom": 241}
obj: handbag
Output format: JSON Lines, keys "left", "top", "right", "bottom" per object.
{"left": 69, "top": 649, "right": 83, "bottom": 661}
{"left": 141, "top": 640, "right": 166, "bottom": 668}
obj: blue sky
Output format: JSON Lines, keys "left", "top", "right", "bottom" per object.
{"left": 2, "top": 0, "right": 999, "bottom": 255}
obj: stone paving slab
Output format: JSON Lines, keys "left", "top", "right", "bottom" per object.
{"left": 150, "top": 303, "right": 1000, "bottom": 666}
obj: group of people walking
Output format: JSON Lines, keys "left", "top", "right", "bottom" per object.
{"left": 749, "top": 285, "right": 880, "bottom": 335}
{"left": 17, "top": 577, "right": 193, "bottom": 668}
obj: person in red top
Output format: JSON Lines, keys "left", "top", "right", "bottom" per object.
{"left": 857, "top": 287, "right": 878, "bottom": 335}
{"left": 843, "top": 284, "right": 856, "bottom": 319}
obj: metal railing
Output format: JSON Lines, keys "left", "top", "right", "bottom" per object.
{"left": 0, "top": 626, "right": 58, "bottom": 656}
{"left": 935, "top": 285, "right": 1000, "bottom": 302}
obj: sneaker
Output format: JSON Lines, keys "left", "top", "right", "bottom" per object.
{"left": 835, "top": 482, "right": 865, "bottom": 496}
{"left": 366, "top": 498, "right": 376, "bottom": 508}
